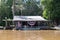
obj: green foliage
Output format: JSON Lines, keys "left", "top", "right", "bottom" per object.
{"left": 41, "top": 0, "right": 53, "bottom": 19}
{"left": 0, "top": 0, "right": 13, "bottom": 18}
{"left": 15, "top": 0, "right": 42, "bottom": 16}
{"left": 0, "top": 0, "right": 13, "bottom": 26}
{"left": 52, "top": 0, "right": 60, "bottom": 20}
{"left": 41, "top": 0, "right": 60, "bottom": 25}
{"left": 43, "top": 9, "right": 48, "bottom": 19}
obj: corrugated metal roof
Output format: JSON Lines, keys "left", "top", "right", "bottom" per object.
{"left": 13, "top": 16, "right": 47, "bottom": 21}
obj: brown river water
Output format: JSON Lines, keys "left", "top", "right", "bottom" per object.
{"left": 0, "top": 30, "right": 60, "bottom": 40}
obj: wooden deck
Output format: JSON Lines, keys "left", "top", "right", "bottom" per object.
{"left": 0, "top": 30, "right": 60, "bottom": 40}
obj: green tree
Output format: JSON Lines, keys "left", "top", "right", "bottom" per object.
{"left": 24, "top": 0, "right": 42, "bottom": 16}
{"left": 41, "top": 0, "right": 60, "bottom": 25}
{"left": 41, "top": 0, "right": 52, "bottom": 19}
{"left": 0, "top": 0, "right": 13, "bottom": 26}
{"left": 0, "top": 0, "right": 13, "bottom": 19}
{"left": 14, "top": 0, "right": 42, "bottom": 16}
